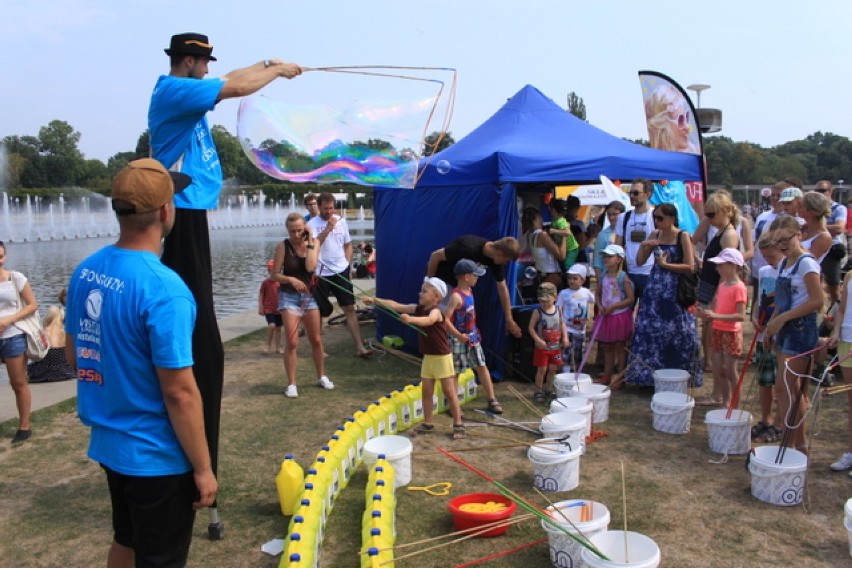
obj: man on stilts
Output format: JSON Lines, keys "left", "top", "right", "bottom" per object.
{"left": 149, "top": 32, "right": 301, "bottom": 538}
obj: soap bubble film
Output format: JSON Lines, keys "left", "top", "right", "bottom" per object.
{"left": 238, "top": 94, "right": 436, "bottom": 188}
{"left": 237, "top": 66, "right": 455, "bottom": 189}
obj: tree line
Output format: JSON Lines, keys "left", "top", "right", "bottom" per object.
{"left": 2, "top": 119, "right": 850, "bottom": 194}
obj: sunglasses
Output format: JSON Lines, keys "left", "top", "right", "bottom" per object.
{"left": 653, "top": 215, "right": 666, "bottom": 222}
{"left": 629, "top": 190, "right": 644, "bottom": 196}
{"left": 776, "top": 235, "right": 798, "bottom": 245}
{"left": 705, "top": 211, "right": 716, "bottom": 218}
{"left": 666, "top": 109, "right": 691, "bottom": 128}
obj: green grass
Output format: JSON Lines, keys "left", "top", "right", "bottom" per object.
{"left": 2, "top": 323, "right": 852, "bottom": 567}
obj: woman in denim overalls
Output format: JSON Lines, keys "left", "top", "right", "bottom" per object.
{"left": 764, "top": 216, "right": 824, "bottom": 453}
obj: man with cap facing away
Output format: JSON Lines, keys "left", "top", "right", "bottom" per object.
{"left": 148, "top": 34, "right": 300, "bottom": 520}
{"left": 65, "top": 159, "right": 216, "bottom": 567}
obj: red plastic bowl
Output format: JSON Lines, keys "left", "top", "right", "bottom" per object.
{"left": 447, "top": 492, "right": 517, "bottom": 537}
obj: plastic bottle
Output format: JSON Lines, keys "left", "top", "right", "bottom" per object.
{"left": 403, "top": 382, "right": 424, "bottom": 425}
{"left": 456, "top": 368, "right": 474, "bottom": 403}
{"left": 354, "top": 407, "right": 375, "bottom": 446}
{"left": 328, "top": 434, "right": 351, "bottom": 491}
{"left": 389, "top": 388, "right": 411, "bottom": 430}
{"left": 378, "top": 394, "right": 399, "bottom": 435}
{"left": 365, "top": 458, "right": 395, "bottom": 505}
{"left": 336, "top": 421, "right": 359, "bottom": 472}
{"left": 369, "top": 492, "right": 397, "bottom": 538}
{"left": 284, "top": 532, "right": 315, "bottom": 568}
{"left": 365, "top": 508, "right": 395, "bottom": 547}
{"left": 367, "top": 401, "right": 389, "bottom": 438}
{"left": 311, "top": 456, "right": 337, "bottom": 514}
{"left": 303, "top": 469, "right": 329, "bottom": 527}
{"left": 290, "top": 511, "right": 322, "bottom": 567}
{"left": 276, "top": 455, "right": 305, "bottom": 516}
{"left": 295, "top": 495, "right": 325, "bottom": 542}
{"left": 434, "top": 379, "right": 446, "bottom": 413}
{"left": 315, "top": 448, "right": 341, "bottom": 500}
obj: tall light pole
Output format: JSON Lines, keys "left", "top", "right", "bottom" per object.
{"left": 687, "top": 84, "right": 711, "bottom": 108}
{"left": 687, "top": 84, "right": 722, "bottom": 134}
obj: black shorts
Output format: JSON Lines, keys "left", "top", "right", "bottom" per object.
{"left": 319, "top": 271, "right": 357, "bottom": 307}
{"left": 265, "top": 313, "right": 283, "bottom": 327}
{"left": 102, "top": 465, "right": 197, "bottom": 568}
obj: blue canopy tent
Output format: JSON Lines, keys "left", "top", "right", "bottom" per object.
{"left": 372, "top": 84, "right": 702, "bottom": 377}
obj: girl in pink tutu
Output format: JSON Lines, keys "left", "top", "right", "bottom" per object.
{"left": 594, "top": 244, "right": 634, "bottom": 389}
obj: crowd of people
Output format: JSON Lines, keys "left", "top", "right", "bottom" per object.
{"left": 511, "top": 177, "right": 852, "bottom": 479}
{"left": 5, "top": 29, "right": 851, "bottom": 566}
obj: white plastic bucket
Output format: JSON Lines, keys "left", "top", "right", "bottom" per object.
{"left": 846, "top": 498, "right": 852, "bottom": 558}
{"left": 704, "top": 409, "right": 752, "bottom": 455}
{"left": 363, "top": 435, "right": 413, "bottom": 488}
{"left": 550, "top": 397, "right": 593, "bottom": 440}
{"left": 653, "top": 368, "right": 690, "bottom": 395}
{"left": 581, "top": 530, "right": 661, "bottom": 568}
{"left": 568, "top": 383, "right": 611, "bottom": 423}
{"left": 540, "top": 411, "right": 587, "bottom": 452}
{"left": 748, "top": 445, "right": 808, "bottom": 506}
{"left": 650, "top": 392, "right": 695, "bottom": 435}
{"left": 541, "top": 499, "right": 610, "bottom": 568}
{"left": 528, "top": 438, "right": 582, "bottom": 492}
{"left": 554, "top": 372, "right": 592, "bottom": 398}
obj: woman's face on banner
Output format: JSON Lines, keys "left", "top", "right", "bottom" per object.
{"left": 667, "top": 103, "right": 691, "bottom": 151}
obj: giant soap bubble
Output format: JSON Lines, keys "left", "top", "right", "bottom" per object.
{"left": 237, "top": 68, "right": 455, "bottom": 188}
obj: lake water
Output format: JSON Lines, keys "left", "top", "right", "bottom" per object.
{"left": 5, "top": 224, "right": 374, "bottom": 318}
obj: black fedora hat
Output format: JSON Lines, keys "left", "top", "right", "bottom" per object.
{"left": 164, "top": 33, "right": 217, "bottom": 61}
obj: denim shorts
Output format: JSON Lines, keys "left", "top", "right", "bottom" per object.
{"left": 0, "top": 333, "right": 26, "bottom": 359}
{"left": 278, "top": 290, "right": 318, "bottom": 314}
{"left": 775, "top": 315, "right": 818, "bottom": 356}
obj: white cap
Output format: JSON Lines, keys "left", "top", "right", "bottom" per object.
{"left": 423, "top": 277, "right": 448, "bottom": 299}
{"left": 708, "top": 247, "right": 745, "bottom": 267}
{"left": 602, "top": 244, "right": 625, "bottom": 258}
{"left": 567, "top": 264, "right": 588, "bottom": 279}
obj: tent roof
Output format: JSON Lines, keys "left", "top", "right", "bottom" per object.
{"left": 415, "top": 84, "right": 703, "bottom": 187}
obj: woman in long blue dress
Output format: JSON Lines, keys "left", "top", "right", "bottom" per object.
{"left": 626, "top": 203, "right": 703, "bottom": 387}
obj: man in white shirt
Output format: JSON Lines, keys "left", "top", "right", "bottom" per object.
{"left": 614, "top": 178, "right": 655, "bottom": 301}
{"left": 815, "top": 179, "right": 847, "bottom": 303}
{"left": 308, "top": 192, "right": 373, "bottom": 357}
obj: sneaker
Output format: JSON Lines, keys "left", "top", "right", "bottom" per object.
{"left": 830, "top": 452, "right": 852, "bottom": 471}
{"left": 11, "top": 429, "right": 31, "bottom": 444}
{"left": 318, "top": 376, "right": 335, "bottom": 390}
{"left": 285, "top": 385, "right": 298, "bottom": 398}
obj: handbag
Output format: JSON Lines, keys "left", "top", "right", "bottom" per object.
{"left": 674, "top": 231, "right": 699, "bottom": 308}
{"left": 11, "top": 273, "right": 49, "bottom": 361}
{"left": 828, "top": 242, "right": 846, "bottom": 260}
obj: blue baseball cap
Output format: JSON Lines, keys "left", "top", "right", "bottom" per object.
{"left": 454, "top": 259, "right": 486, "bottom": 277}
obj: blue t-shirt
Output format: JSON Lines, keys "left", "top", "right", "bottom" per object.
{"left": 148, "top": 75, "right": 225, "bottom": 210}
{"left": 66, "top": 245, "right": 196, "bottom": 476}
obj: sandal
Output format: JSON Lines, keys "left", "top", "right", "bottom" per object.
{"left": 452, "top": 424, "right": 466, "bottom": 440}
{"left": 751, "top": 421, "right": 768, "bottom": 440}
{"left": 487, "top": 399, "right": 504, "bottom": 414}
{"left": 533, "top": 391, "right": 547, "bottom": 403}
{"left": 757, "top": 425, "right": 782, "bottom": 444}
{"left": 410, "top": 422, "right": 434, "bottom": 437}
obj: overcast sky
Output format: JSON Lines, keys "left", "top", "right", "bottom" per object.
{"left": 2, "top": 0, "right": 849, "bottom": 163}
